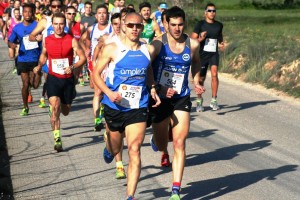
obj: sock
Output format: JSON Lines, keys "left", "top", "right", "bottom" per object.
{"left": 53, "top": 130, "right": 60, "bottom": 139}
{"left": 196, "top": 97, "right": 203, "bottom": 103}
{"left": 172, "top": 182, "right": 181, "bottom": 195}
{"left": 116, "top": 161, "right": 124, "bottom": 168}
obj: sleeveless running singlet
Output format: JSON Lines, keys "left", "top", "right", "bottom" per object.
{"left": 8, "top": 17, "right": 19, "bottom": 38}
{"left": 140, "top": 19, "right": 155, "bottom": 44}
{"left": 90, "top": 23, "right": 113, "bottom": 58}
{"left": 153, "top": 34, "right": 192, "bottom": 98}
{"left": 46, "top": 34, "right": 74, "bottom": 79}
{"left": 102, "top": 42, "right": 151, "bottom": 111}
{"left": 71, "top": 22, "right": 81, "bottom": 40}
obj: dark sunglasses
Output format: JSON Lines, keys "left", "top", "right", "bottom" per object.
{"left": 51, "top": 5, "right": 62, "bottom": 9}
{"left": 67, "top": 12, "right": 76, "bottom": 15}
{"left": 125, "top": 23, "right": 143, "bottom": 29}
{"left": 206, "top": 9, "right": 216, "bottom": 13}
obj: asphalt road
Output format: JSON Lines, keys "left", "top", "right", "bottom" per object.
{"left": 0, "top": 39, "right": 300, "bottom": 200}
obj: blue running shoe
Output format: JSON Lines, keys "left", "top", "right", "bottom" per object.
{"left": 150, "top": 135, "right": 158, "bottom": 152}
{"left": 127, "top": 196, "right": 136, "bottom": 200}
{"left": 103, "top": 147, "right": 114, "bottom": 164}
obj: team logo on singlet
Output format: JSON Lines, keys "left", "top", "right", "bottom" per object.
{"left": 182, "top": 53, "right": 190, "bottom": 61}
{"left": 164, "top": 72, "right": 169, "bottom": 77}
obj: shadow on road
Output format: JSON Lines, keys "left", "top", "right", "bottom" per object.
{"left": 0, "top": 97, "right": 14, "bottom": 200}
{"left": 186, "top": 140, "right": 272, "bottom": 166}
{"left": 183, "top": 165, "right": 298, "bottom": 200}
{"left": 217, "top": 100, "right": 279, "bottom": 115}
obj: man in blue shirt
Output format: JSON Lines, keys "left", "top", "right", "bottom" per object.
{"left": 8, "top": 3, "right": 42, "bottom": 116}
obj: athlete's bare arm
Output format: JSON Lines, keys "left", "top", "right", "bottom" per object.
{"left": 152, "top": 20, "right": 162, "bottom": 37}
{"left": 84, "top": 26, "right": 92, "bottom": 58}
{"left": 33, "top": 39, "right": 48, "bottom": 74}
{"left": 93, "top": 43, "right": 122, "bottom": 103}
{"left": 72, "top": 38, "right": 87, "bottom": 68}
{"left": 190, "top": 38, "right": 205, "bottom": 95}
{"left": 29, "top": 18, "right": 46, "bottom": 42}
{"left": 190, "top": 31, "right": 207, "bottom": 43}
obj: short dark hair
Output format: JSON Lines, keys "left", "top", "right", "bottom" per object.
{"left": 84, "top": 1, "right": 92, "bottom": 7}
{"left": 166, "top": 6, "right": 185, "bottom": 22}
{"left": 96, "top": 4, "right": 108, "bottom": 14}
{"left": 161, "top": 9, "right": 168, "bottom": 23}
{"left": 139, "top": 2, "right": 151, "bottom": 11}
{"left": 66, "top": 5, "right": 76, "bottom": 12}
{"left": 205, "top": 3, "right": 216, "bottom": 10}
{"left": 22, "top": 3, "right": 35, "bottom": 14}
{"left": 111, "top": 12, "right": 120, "bottom": 23}
{"left": 50, "top": 0, "right": 63, "bottom": 6}
{"left": 52, "top": 12, "right": 66, "bottom": 24}
{"left": 120, "top": 7, "right": 135, "bottom": 17}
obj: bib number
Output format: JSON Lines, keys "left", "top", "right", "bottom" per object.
{"left": 118, "top": 84, "right": 142, "bottom": 109}
{"left": 52, "top": 58, "right": 69, "bottom": 75}
{"left": 203, "top": 38, "right": 217, "bottom": 52}
{"left": 23, "top": 35, "right": 38, "bottom": 50}
{"left": 159, "top": 69, "right": 184, "bottom": 93}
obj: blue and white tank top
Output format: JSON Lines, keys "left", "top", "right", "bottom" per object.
{"left": 90, "top": 23, "right": 113, "bottom": 58}
{"left": 102, "top": 42, "right": 151, "bottom": 111}
{"left": 153, "top": 33, "right": 192, "bottom": 98}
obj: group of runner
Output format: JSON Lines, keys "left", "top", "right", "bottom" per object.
{"left": 1, "top": 0, "right": 224, "bottom": 199}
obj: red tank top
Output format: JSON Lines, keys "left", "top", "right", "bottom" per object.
{"left": 71, "top": 22, "right": 81, "bottom": 40}
{"left": 46, "top": 34, "right": 74, "bottom": 79}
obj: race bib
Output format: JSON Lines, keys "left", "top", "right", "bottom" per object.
{"left": 203, "top": 38, "right": 217, "bottom": 52}
{"left": 52, "top": 58, "right": 69, "bottom": 75}
{"left": 118, "top": 84, "right": 142, "bottom": 109}
{"left": 159, "top": 69, "right": 184, "bottom": 93}
{"left": 23, "top": 35, "right": 38, "bottom": 50}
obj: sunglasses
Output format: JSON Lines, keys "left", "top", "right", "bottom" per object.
{"left": 206, "top": 9, "right": 216, "bottom": 13}
{"left": 67, "top": 12, "right": 76, "bottom": 15}
{"left": 125, "top": 23, "right": 143, "bottom": 29}
{"left": 51, "top": 5, "right": 62, "bottom": 9}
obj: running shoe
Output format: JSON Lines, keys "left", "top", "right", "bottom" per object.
{"left": 116, "top": 167, "right": 126, "bottom": 179}
{"left": 79, "top": 78, "right": 85, "bottom": 86}
{"left": 12, "top": 68, "right": 17, "bottom": 74}
{"left": 39, "top": 98, "right": 47, "bottom": 108}
{"left": 150, "top": 135, "right": 158, "bottom": 152}
{"left": 169, "top": 193, "right": 180, "bottom": 200}
{"left": 94, "top": 118, "right": 104, "bottom": 132}
{"left": 196, "top": 98, "right": 204, "bottom": 112}
{"left": 20, "top": 108, "right": 29, "bottom": 116}
{"left": 54, "top": 137, "right": 63, "bottom": 152}
{"left": 126, "top": 196, "right": 136, "bottom": 200}
{"left": 161, "top": 153, "right": 171, "bottom": 167}
{"left": 27, "top": 94, "right": 33, "bottom": 103}
{"left": 103, "top": 147, "right": 114, "bottom": 164}
{"left": 210, "top": 98, "right": 220, "bottom": 111}
{"left": 85, "top": 74, "right": 89, "bottom": 80}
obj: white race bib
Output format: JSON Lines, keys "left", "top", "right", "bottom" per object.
{"left": 203, "top": 38, "right": 217, "bottom": 52}
{"left": 23, "top": 35, "right": 38, "bottom": 50}
{"left": 159, "top": 69, "right": 184, "bottom": 93}
{"left": 118, "top": 84, "right": 142, "bottom": 109}
{"left": 52, "top": 58, "right": 69, "bottom": 75}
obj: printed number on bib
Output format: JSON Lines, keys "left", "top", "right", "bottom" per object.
{"left": 23, "top": 35, "right": 38, "bottom": 50}
{"left": 203, "top": 38, "right": 217, "bottom": 52}
{"left": 159, "top": 69, "right": 184, "bottom": 93}
{"left": 52, "top": 58, "right": 69, "bottom": 75}
{"left": 118, "top": 84, "right": 142, "bottom": 109}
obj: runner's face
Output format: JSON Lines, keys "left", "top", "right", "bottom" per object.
{"left": 124, "top": 14, "right": 143, "bottom": 42}
{"left": 205, "top": 6, "right": 216, "bottom": 20}
{"left": 52, "top": 17, "right": 65, "bottom": 35}
{"left": 96, "top": 8, "right": 108, "bottom": 25}
{"left": 14, "top": 10, "right": 21, "bottom": 19}
{"left": 168, "top": 17, "right": 184, "bottom": 40}
{"left": 84, "top": 5, "right": 92, "bottom": 15}
{"left": 22, "top": 7, "right": 33, "bottom": 22}
{"left": 140, "top": 7, "right": 150, "bottom": 21}
{"left": 51, "top": 1, "right": 62, "bottom": 14}
{"left": 119, "top": 0, "right": 125, "bottom": 6}
{"left": 66, "top": 8, "right": 76, "bottom": 21}
{"left": 112, "top": 18, "right": 121, "bottom": 34}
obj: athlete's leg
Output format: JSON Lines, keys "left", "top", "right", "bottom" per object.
{"left": 152, "top": 117, "right": 170, "bottom": 151}
{"left": 20, "top": 72, "right": 30, "bottom": 109}
{"left": 125, "top": 122, "right": 146, "bottom": 197}
{"left": 49, "top": 96, "right": 61, "bottom": 131}
{"left": 61, "top": 104, "right": 71, "bottom": 116}
{"left": 210, "top": 64, "right": 219, "bottom": 98}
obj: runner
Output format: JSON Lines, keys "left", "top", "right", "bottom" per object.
{"left": 149, "top": 6, "right": 205, "bottom": 200}
{"left": 8, "top": 3, "right": 42, "bottom": 116}
{"left": 150, "top": 2, "right": 167, "bottom": 33}
{"left": 138, "top": 1, "right": 161, "bottom": 44}
{"left": 85, "top": 4, "right": 112, "bottom": 132}
{"left": 29, "top": 0, "right": 67, "bottom": 108}
{"left": 6, "top": 8, "right": 21, "bottom": 59}
{"left": 191, "top": 2, "right": 224, "bottom": 111}
{"left": 93, "top": 12, "right": 160, "bottom": 200}
{"left": 34, "top": 12, "right": 86, "bottom": 152}
{"left": 80, "top": 1, "right": 96, "bottom": 29}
